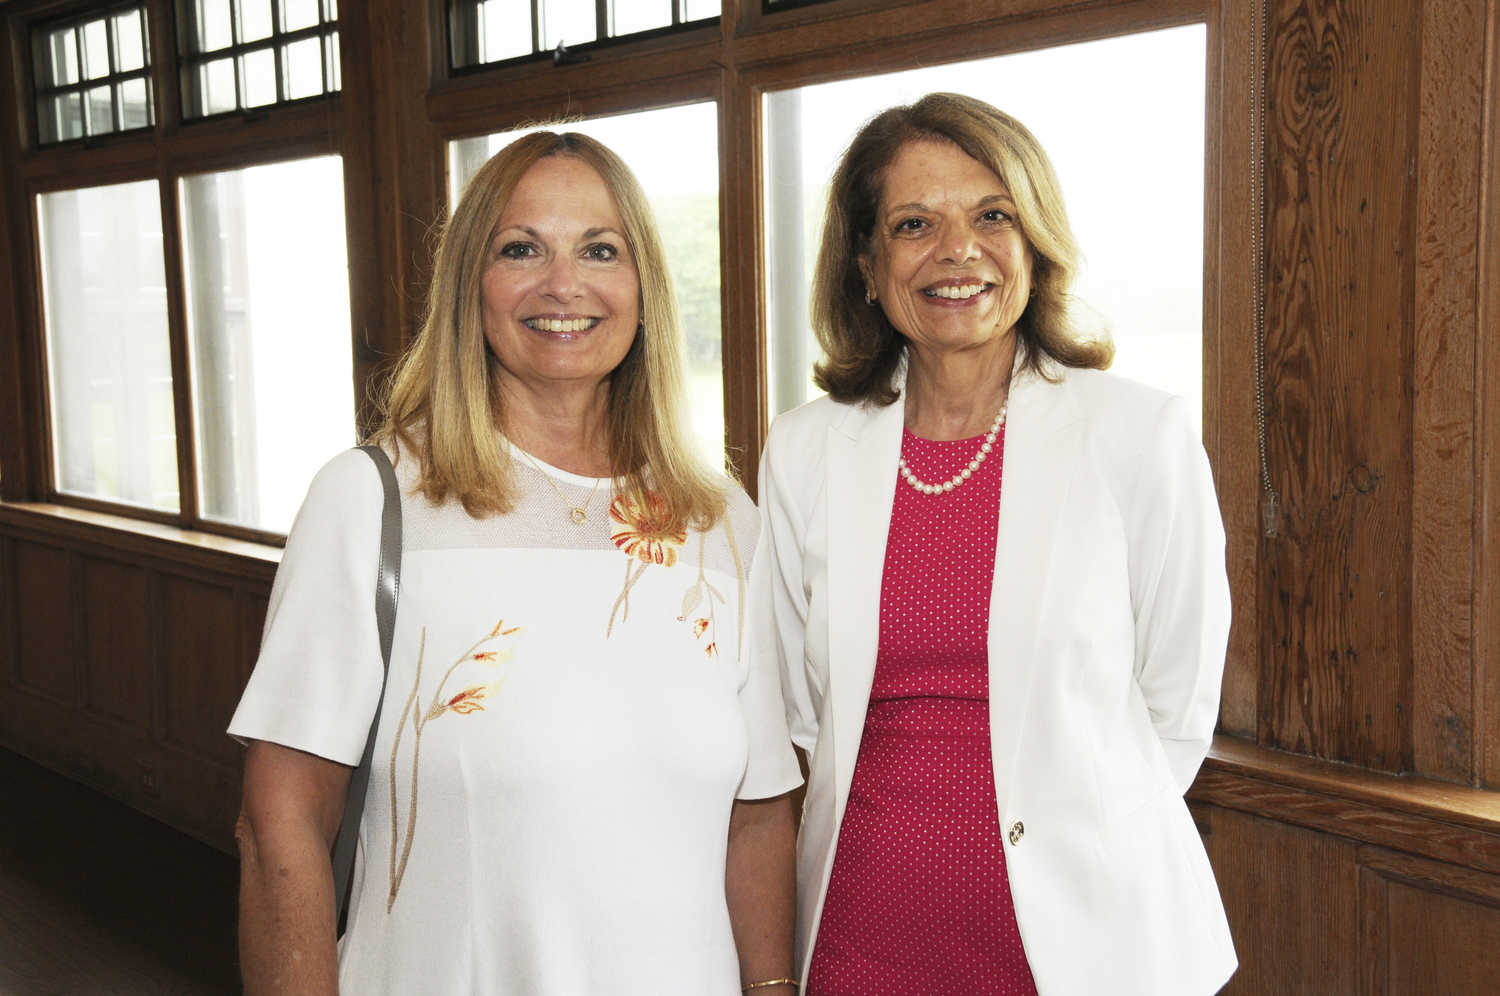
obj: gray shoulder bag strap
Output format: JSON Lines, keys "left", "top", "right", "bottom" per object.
{"left": 332, "top": 444, "right": 402, "bottom": 937}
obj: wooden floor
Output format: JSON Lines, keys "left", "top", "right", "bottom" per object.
{"left": 0, "top": 747, "right": 239, "bottom": 996}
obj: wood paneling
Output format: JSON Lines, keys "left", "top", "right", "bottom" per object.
{"left": 160, "top": 576, "right": 240, "bottom": 771}
{"left": 12, "top": 540, "right": 75, "bottom": 705}
{"left": 80, "top": 556, "right": 152, "bottom": 733}
{"left": 1477, "top": 0, "right": 1500, "bottom": 791}
{"left": 1190, "top": 736, "right": 1500, "bottom": 876}
{"left": 1210, "top": 0, "right": 1261, "bottom": 739}
{"left": 0, "top": 505, "right": 274, "bottom": 851}
{"left": 1260, "top": 0, "right": 1419, "bottom": 771}
{"left": 1189, "top": 803, "right": 1359, "bottom": 996}
{"left": 1410, "top": 0, "right": 1488, "bottom": 784}
{"left": 1190, "top": 792, "right": 1500, "bottom": 996}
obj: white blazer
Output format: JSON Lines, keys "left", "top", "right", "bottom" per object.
{"left": 759, "top": 362, "right": 1238, "bottom": 996}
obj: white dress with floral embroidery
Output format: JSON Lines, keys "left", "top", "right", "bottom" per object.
{"left": 228, "top": 445, "right": 802, "bottom": 995}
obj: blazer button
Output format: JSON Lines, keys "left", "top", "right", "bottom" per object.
{"left": 1008, "top": 820, "right": 1024, "bottom": 845}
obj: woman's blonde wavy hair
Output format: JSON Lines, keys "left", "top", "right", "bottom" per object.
{"left": 375, "top": 131, "right": 726, "bottom": 531}
{"left": 812, "top": 92, "right": 1114, "bottom": 406}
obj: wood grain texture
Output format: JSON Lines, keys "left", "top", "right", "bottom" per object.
{"left": 1411, "top": 0, "right": 1487, "bottom": 784}
{"left": 1190, "top": 736, "right": 1500, "bottom": 876}
{"left": 1478, "top": 0, "right": 1500, "bottom": 791}
{"left": 1188, "top": 802, "right": 1360, "bottom": 996}
{"left": 1210, "top": 0, "right": 1260, "bottom": 738}
{"left": 1384, "top": 875, "right": 1500, "bottom": 994}
{"left": 1260, "top": 0, "right": 1418, "bottom": 771}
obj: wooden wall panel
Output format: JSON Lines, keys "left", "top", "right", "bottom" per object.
{"left": 1410, "top": 0, "right": 1488, "bottom": 784}
{"left": 1260, "top": 0, "right": 1419, "bottom": 772}
{"left": 1189, "top": 802, "right": 1360, "bottom": 996}
{"left": 79, "top": 557, "right": 152, "bottom": 733}
{"left": 12, "top": 541, "right": 75, "bottom": 706}
{"left": 160, "top": 576, "right": 240, "bottom": 772}
{"left": 1382, "top": 874, "right": 1500, "bottom": 994}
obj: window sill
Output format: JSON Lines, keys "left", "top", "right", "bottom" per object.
{"left": 0, "top": 501, "right": 281, "bottom": 579}
{"left": 1189, "top": 734, "right": 1500, "bottom": 875}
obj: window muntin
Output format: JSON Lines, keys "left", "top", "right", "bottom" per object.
{"left": 763, "top": 25, "right": 1208, "bottom": 432}
{"left": 180, "top": 0, "right": 340, "bottom": 119}
{"left": 32, "top": 4, "right": 154, "bottom": 145}
{"left": 449, "top": 0, "right": 720, "bottom": 71}
{"left": 39, "top": 180, "right": 179, "bottom": 511}
{"left": 180, "top": 156, "right": 354, "bottom": 534}
{"left": 448, "top": 102, "right": 726, "bottom": 469}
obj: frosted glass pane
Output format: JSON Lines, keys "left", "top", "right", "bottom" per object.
{"left": 120, "top": 78, "right": 150, "bottom": 129}
{"left": 200, "top": 57, "right": 237, "bottom": 113}
{"left": 539, "top": 0, "right": 596, "bottom": 50}
{"left": 682, "top": 0, "right": 719, "bottom": 20}
{"left": 40, "top": 181, "right": 179, "bottom": 511}
{"left": 762, "top": 24, "right": 1208, "bottom": 432}
{"left": 86, "top": 85, "right": 114, "bottom": 133}
{"left": 82, "top": 19, "right": 111, "bottom": 78}
{"left": 330, "top": 32, "right": 341, "bottom": 90}
{"left": 479, "top": 0, "right": 532, "bottom": 62}
{"left": 181, "top": 156, "right": 353, "bottom": 533}
{"left": 244, "top": 47, "right": 277, "bottom": 105}
{"left": 50, "top": 93, "right": 85, "bottom": 141}
{"left": 114, "top": 11, "right": 145, "bottom": 71}
{"left": 284, "top": 37, "right": 323, "bottom": 99}
{"left": 50, "top": 28, "right": 79, "bottom": 85}
{"left": 611, "top": 0, "right": 671, "bottom": 36}
{"left": 448, "top": 103, "right": 725, "bottom": 470}
{"left": 198, "top": 0, "right": 233, "bottom": 50}
{"left": 241, "top": 0, "right": 274, "bottom": 42}
{"left": 282, "top": 0, "right": 320, "bottom": 31}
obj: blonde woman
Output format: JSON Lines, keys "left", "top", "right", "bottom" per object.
{"left": 230, "top": 133, "right": 802, "bottom": 995}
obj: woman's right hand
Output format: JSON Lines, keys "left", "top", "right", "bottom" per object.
{"left": 237, "top": 739, "right": 353, "bottom": 996}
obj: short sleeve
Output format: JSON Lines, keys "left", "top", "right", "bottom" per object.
{"left": 227, "top": 448, "right": 386, "bottom": 766}
{"left": 730, "top": 493, "right": 804, "bottom": 801}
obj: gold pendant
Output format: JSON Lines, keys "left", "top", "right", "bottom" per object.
{"left": 569, "top": 507, "right": 588, "bottom": 524}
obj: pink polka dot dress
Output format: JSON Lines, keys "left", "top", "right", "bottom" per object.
{"left": 805, "top": 425, "right": 1038, "bottom": 996}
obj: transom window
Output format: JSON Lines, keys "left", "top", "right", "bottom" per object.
{"left": 180, "top": 0, "right": 341, "bottom": 118}
{"left": 449, "top": 0, "right": 719, "bottom": 70}
{"left": 31, "top": 3, "right": 153, "bottom": 144}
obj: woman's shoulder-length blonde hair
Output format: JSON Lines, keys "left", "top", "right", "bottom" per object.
{"left": 375, "top": 130, "right": 727, "bottom": 532}
{"left": 812, "top": 91, "right": 1114, "bottom": 406}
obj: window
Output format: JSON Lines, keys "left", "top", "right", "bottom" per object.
{"left": 180, "top": 157, "right": 354, "bottom": 533}
{"left": 449, "top": 0, "right": 719, "bottom": 70}
{"left": 764, "top": 25, "right": 1208, "bottom": 431}
{"left": 32, "top": 4, "right": 153, "bottom": 144}
{"left": 180, "top": 0, "right": 341, "bottom": 118}
{"left": 39, "top": 180, "right": 178, "bottom": 510}
{"left": 9, "top": 0, "right": 354, "bottom": 540}
{"left": 449, "top": 103, "right": 726, "bottom": 468}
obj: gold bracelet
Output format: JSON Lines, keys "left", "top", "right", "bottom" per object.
{"left": 742, "top": 981, "right": 799, "bottom": 992}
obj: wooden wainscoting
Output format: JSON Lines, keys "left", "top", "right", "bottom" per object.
{"left": 1189, "top": 736, "right": 1500, "bottom": 995}
{"left": 0, "top": 502, "right": 277, "bottom": 853}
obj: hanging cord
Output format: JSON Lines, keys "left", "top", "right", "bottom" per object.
{"left": 1251, "top": 0, "right": 1279, "bottom": 538}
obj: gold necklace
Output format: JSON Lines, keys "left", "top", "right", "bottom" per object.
{"left": 516, "top": 448, "right": 604, "bottom": 524}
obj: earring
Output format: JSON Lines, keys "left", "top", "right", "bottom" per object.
{"left": 864, "top": 290, "right": 876, "bottom": 305}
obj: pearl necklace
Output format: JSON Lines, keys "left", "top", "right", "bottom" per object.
{"left": 898, "top": 405, "right": 1007, "bottom": 495}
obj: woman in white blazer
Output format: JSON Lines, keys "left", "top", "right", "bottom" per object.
{"left": 760, "top": 93, "right": 1237, "bottom": 996}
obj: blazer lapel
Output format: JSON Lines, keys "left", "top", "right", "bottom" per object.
{"left": 824, "top": 396, "right": 904, "bottom": 818}
{"left": 988, "top": 369, "right": 1083, "bottom": 809}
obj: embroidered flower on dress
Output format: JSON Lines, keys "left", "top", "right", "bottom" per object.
{"left": 609, "top": 492, "right": 686, "bottom": 567}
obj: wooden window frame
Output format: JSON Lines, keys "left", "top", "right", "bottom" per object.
{"left": 1, "top": 0, "right": 347, "bottom": 546}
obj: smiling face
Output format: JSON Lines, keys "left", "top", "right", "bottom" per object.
{"left": 860, "top": 138, "right": 1033, "bottom": 361}
{"left": 480, "top": 155, "right": 641, "bottom": 399}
